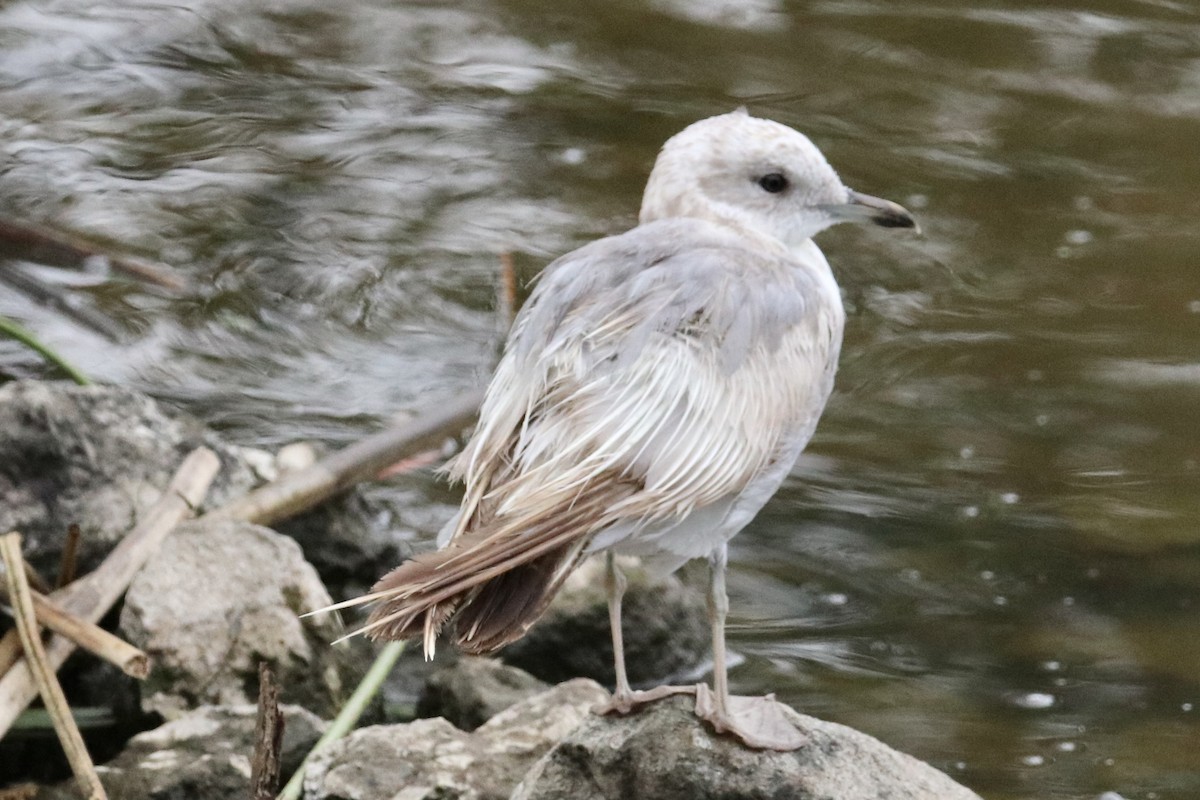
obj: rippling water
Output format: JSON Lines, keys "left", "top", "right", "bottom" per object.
{"left": 3, "top": 1, "right": 1199, "bottom": 797}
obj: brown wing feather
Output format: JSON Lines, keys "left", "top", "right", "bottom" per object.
{"left": 358, "top": 476, "right": 636, "bottom": 655}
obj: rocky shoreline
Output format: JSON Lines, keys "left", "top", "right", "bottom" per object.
{"left": 0, "top": 380, "right": 980, "bottom": 799}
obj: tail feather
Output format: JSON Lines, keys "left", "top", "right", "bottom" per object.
{"left": 457, "top": 565, "right": 547, "bottom": 647}
{"left": 455, "top": 539, "right": 589, "bottom": 653}
{"left": 352, "top": 479, "right": 634, "bottom": 656}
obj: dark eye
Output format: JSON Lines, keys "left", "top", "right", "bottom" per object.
{"left": 757, "top": 172, "right": 789, "bottom": 193}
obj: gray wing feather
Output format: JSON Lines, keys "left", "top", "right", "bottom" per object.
{"left": 516, "top": 219, "right": 813, "bottom": 371}
{"left": 445, "top": 218, "right": 839, "bottom": 549}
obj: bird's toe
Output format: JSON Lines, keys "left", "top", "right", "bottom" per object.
{"left": 593, "top": 684, "right": 697, "bottom": 716}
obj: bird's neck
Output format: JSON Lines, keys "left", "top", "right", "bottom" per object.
{"left": 789, "top": 238, "right": 845, "bottom": 318}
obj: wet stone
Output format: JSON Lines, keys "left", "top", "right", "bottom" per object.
{"left": 118, "top": 517, "right": 372, "bottom": 719}
{"left": 304, "top": 679, "right": 608, "bottom": 800}
{"left": 34, "top": 704, "right": 325, "bottom": 800}
{"left": 499, "top": 556, "right": 709, "bottom": 688}
{"left": 513, "top": 694, "right": 984, "bottom": 800}
{"left": 0, "top": 380, "right": 260, "bottom": 577}
{"left": 0, "top": 380, "right": 390, "bottom": 600}
{"left": 417, "top": 656, "right": 550, "bottom": 731}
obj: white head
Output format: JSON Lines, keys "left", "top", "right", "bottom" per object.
{"left": 640, "top": 110, "right": 915, "bottom": 247}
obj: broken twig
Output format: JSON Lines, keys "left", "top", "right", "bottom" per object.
{"left": 0, "top": 577, "right": 149, "bottom": 679}
{"left": 251, "top": 661, "right": 285, "bottom": 800}
{"left": 0, "top": 634, "right": 19, "bottom": 681}
{"left": 57, "top": 523, "right": 82, "bottom": 589}
{"left": 0, "top": 267, "right": 125, "bottom": 341}
{"left": 210, "top": 389, "right": 483, "bottom": 527}
{"left": 20, "top": 558, "right": 51, "bottom": 596}
{"left": 1, "top": 532, "right": 108, "bottom": 800}
{"left": 0, "top": 447, "right": 219, "bottom": 737}
{"left": 0, "top": 217, "right": 188, "bottom": 292}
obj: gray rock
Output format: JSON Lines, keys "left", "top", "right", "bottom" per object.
{"left": 417, "top": 656, "right": 549, "bottom": 731}
{"left": 277, "top": 487, "right": 410, "bottom": 600}
{"left": 35, "top": 703, "right": 325, "bottom": 800}
{"left": 513, "top": 694, "right": 983, "bottom": 800}
{"left": 119, "top": 517, "right": 371, "bottom": 719}
{"left": 0, "top": 380, "right": 391, "bottom": 599}
{"left": 500, "top": 556, "right": 708, "bottom": 687}
{"left": 0, "top": 381, "right": 259, "bottom": 577}
{"left": 304, "top": 678, "right": 608, "bottom": 800}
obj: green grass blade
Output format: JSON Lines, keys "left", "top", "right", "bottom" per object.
{"left": 277, "top": 640, "right": 406, "bottom": 800}
{"left": 0, "top": 315, "right": 90, "bottom": 385}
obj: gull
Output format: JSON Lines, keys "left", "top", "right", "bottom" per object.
{"left": 328, "top": 109, "right": 916, "bottom": 750}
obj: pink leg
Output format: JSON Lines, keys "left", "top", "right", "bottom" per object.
{"left": 694, "top": 545, "right": 807, "bottom": 751}
{"left": 594, "top": 553, "right": 695, "bottom": 715}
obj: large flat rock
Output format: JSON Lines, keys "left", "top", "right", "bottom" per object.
{"left": 303, "top": 678, "right": 608, "bottom": 800}
{"left": 513, "top": 694, "right": 983, "bottom": 800}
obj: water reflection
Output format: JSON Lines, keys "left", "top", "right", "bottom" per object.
{"left": 3, "top": 0, "right": 1200, "bottom": 797}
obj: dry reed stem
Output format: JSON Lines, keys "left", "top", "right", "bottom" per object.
{"left": 20, "top": 559, "right": 51, "bottom": 596}
{"left": 0, "top": 447, "right": 219, "bottom": 737}
{"left": 56, "top": 524, "right": 82, "bottom": 589}
{"left": 0, "top": 218, "right": 188, "bottom": 291}
{"left": 209, "top": 390, "right": 483, "bottom": 527}
{"left": 0, "top": 580, "right": 149, "bottom": 679}
{"left": 1, "top": 532, "right": 108, "bottom": 800}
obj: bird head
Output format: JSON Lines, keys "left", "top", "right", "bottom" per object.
{"left": 639, "top": 109, "right": 917, "bottom": 247}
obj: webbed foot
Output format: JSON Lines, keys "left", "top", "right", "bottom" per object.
{"left": 695, "top": 684, "right": 808, "bottom": 751}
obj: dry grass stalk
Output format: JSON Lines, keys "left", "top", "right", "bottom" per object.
{"left": 0, "top": 447, "right": 220, "bottom": 737}
{"left": 0, "top": 217, "right": 188, "bottom": 291}
{"left": 1, "top": 532, "right": 108, "bottom": 800}
{"left": 498, "top": 251, "right": 518, "bottom": 330}
{"left": 56, "top": 524, "right": 82, "bottom": 589}
{"left": 18, "top": 560, "right": 51, "bottom": 596}
{"left": 209, "top": 389, "right": 483, "bottom": 528}
{"left": 0, "top": 580, "right": 149, "bottom": 679}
